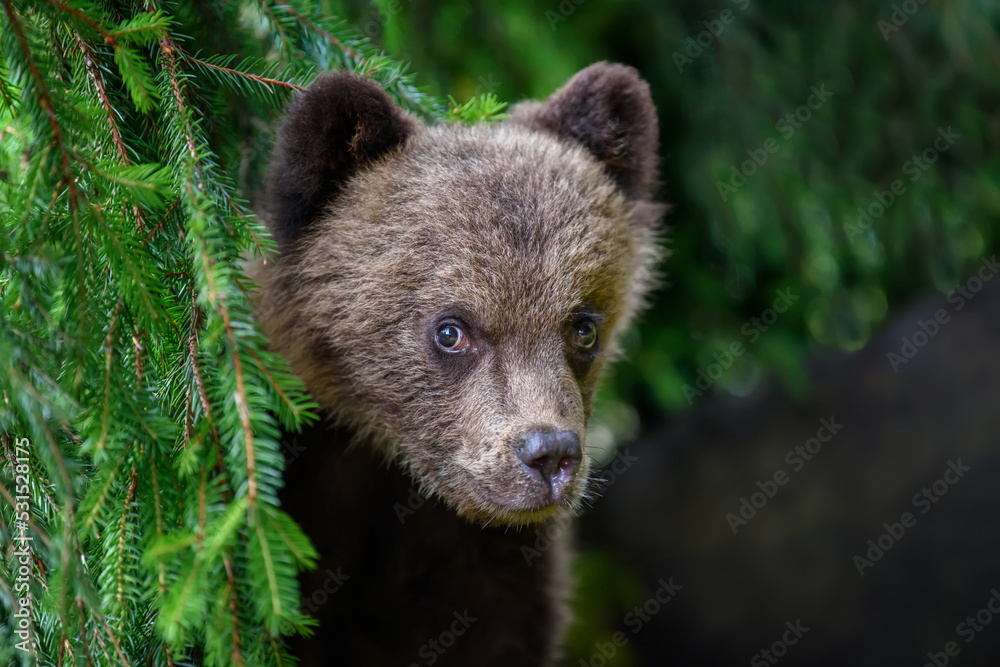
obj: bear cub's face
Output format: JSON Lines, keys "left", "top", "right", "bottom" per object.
{"left": 258, "top": 63, "right": 663, "bottom": 526}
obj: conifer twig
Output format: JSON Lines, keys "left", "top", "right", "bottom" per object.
{"left": 188, "top": 306, "right": 215, "bottom": 426}
{"left": 44, "top": 0, "right": 118, "bottom": 46}
{"left": 274, "top": 0, "right": 364, "bottom": 63}
{"left": 97, "top": 296, "right": 125, "bottom": 453}
{"left": 76, "top": 33, "right": 129, "bottom": 163}
{"left": 117, "top": 467, "right": 138, "bottom": 606}
{"left": 183, "top": 52, "right": 306, "bottom": 92}
{"left": 2, "top": 0, "right": 78, "bottom": 206}
{"left": 157, "top": 30, "right": 204, "bottom": 188}
{"left": 224, "top": 556, "right": 245, "bottom": 666}
{"left": 257, "top": 0, "right": 300, "bottom": 60}
{"left": 143, "top": 196, "right": 180, "bottom": 246}
{"left": 76, "top": 31, "right": 149, "bottom": 230}
{"left": 218, "top": 295, "right": 257, "bottom": 506}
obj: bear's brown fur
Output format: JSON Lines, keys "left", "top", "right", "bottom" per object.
{"left": 254, "top": 62, "right": 664, "bottom": 665}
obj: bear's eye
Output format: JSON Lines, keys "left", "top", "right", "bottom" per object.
{"left": 573, "top": 320, "right": 598, "bottom": 350}
{"left": 435, "top": 324, "right": 470, "bottom": 354}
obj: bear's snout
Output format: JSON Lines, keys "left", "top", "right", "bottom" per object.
{"left": 515, "top": 430, "right": 582, "bottom": 504}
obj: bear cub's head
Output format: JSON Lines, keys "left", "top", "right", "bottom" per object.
{"left": 257, "top": 63, "right": 664, "bottom": 526}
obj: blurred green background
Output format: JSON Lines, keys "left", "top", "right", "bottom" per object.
{"left": 309, "top": 1, "right": 1000, "bottom": 663}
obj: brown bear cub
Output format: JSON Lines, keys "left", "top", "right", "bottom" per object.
{"left": 254, "top": 62, "right": 664, "bottom": 666}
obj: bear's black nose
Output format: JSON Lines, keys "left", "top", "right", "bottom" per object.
{"left": 516, "top": 430, "right": 582, "bottom": 503}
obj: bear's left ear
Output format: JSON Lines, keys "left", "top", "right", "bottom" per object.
{"left": 266, "top": 72, "right": 416, "bottom": 248}
{"left": 508, "top": 62, "right": 659, "bottom": 202}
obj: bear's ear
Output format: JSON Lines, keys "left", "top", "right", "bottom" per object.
{"left": 508, "top": 62, "right": 659, "bottom": 201}
{"left": 266, "top": 72, "right": 416, "bottom": 247}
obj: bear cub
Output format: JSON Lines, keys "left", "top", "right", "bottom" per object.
{"left": 254, "top": 62, "right": 664, "bottom": 666}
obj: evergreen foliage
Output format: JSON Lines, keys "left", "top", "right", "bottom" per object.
{"left": 0, "top": 2, "right": 497, "bottom": 664}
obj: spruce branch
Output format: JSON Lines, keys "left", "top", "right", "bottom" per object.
{"left": 2, "top": 0, "right": 78, "bottom": 204}
{"left": 43, "top": 0, "right": 119, "bottom": 47}
{"left": 223, "top": 555, "right": 246, "bottom": 666}
{"left": 77, "top": 29, "right": 152, "bottom": 232}
{"left": 256, "top": 0, "right": 298, "bottom": 61}
{"left": 116, "top": 467, "right": 138, "bottom": 607}
{"left": 76, "top": 32, "right": 131, "bottom": 164}
{"left": 97, "top": 296, "right": 125, "bottom": 454}
{"left": 273, "top": 0, "right": 364, "bottom": 63}
{"left": 1, "top": 2, "right": 458, "bottom": 663}
{"left": 183, "top": 52, "right": 307, "bottom": 94}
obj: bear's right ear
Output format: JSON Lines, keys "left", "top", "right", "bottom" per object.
{"left": 266, "top": 72, "right": 416, "bottom": 248}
